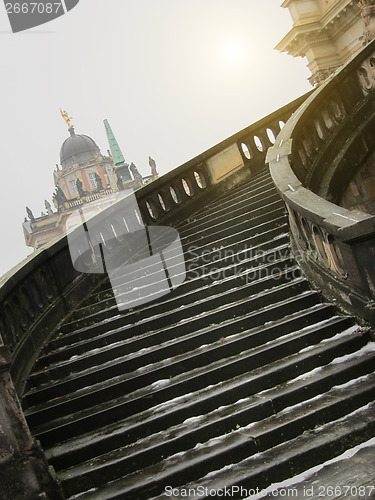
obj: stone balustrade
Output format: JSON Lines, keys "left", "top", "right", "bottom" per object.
{"left": 65, "top": 187, "right": 115, "bottom": 209}
{"left": 135, "top": 95, "right": 309, "bottom": 228}
{"left": 268, "top": 39, "right": 375, "bottom": 326}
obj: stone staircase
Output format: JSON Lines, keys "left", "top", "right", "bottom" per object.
{"left": 22, "top": 168, "right": 375, "bottom": 499}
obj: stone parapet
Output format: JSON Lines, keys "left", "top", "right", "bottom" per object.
{"left": 268, "top": 38, "right": 375, "bottom": 326}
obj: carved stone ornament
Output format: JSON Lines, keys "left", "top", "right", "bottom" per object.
{"left": 358, "top": 0, "right": 375, "bottom": 44}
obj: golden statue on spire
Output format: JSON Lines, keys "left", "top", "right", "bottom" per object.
{"left": 60, "top": 108, "right": 73, "bottom": 129}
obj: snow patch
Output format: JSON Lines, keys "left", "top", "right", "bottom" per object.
{"left": 332, "top": 373, "right": 372, "bottom": 390}
{"left": 183, "top": 415, "right": 204, "bottom": 425}
{"left": 279, "top": 393, "right": 324, "bottom": 416}
{"left": 70, "top": 487, "right": 98, "bottom": 499}
{"left": 245, "top": 436, "right": 375, "bottom": 499}
{"left": 331, "top": 342, "right": 375, "bottom": 364}
{"left": 285, "top": 366, "right": 323, "bottom": 384}
{"left": 202, "top": 463, "right": 236, "bottom": 480}
{"left": 152, "top": 394, "right": 190, "bottom": 411}
{"left": 151, "top": 379, "right": 170, "bottom": 389}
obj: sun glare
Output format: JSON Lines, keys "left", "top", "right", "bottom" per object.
{"left": 221, "top": 40, "right": 246, "bottom": 65}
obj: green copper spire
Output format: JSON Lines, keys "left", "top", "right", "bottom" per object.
{"left": 104, "top": 119, "right": 132, "bottom": 183}
{"left": 104, "top": 119, "right": 126, "bottom": 166}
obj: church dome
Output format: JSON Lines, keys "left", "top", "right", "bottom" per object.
{"left": 60, "top": 127, "right": 101, "bottom": 169}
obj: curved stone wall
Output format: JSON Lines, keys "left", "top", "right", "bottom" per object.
{"left": 268, "top": 39, "right": 375, "bottom": 326}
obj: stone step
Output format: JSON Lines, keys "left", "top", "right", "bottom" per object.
{"left": 34, "top": 240, "right": 297, "bottom": 360}
{"left": 180, "top": 199, "right": 286, "bottom": 248}
{"left": 54, "top": 244, "right": 295, "bottom": 347}
{"left": 164, "top": 400, "right": 375, "bottom": 500}
{"left": 30, "top": 275, "right": 310, "bottom": 375}
{"left": 61, "top": 372, "right": 375, "bottom": 497}
{"left": 183, "top": 170, "right": 273, "bottom": 224}
{"left": 102, "top": 237, "right": 290, "bottom": 314}
{"left": 26, "top": 289, "right": 324, "bottom": 426}
{"left": 70, "top": 178, "right": 280, "bottom": 308}
{"left": 29, "top": 326, "right": 368, "bottom": 448}
{"left": 180, "top": 184, "right": 279, "bottom": 235}
{"left": 179, "top": 187, "right": 281, "bottom": 237}
{"left": 62, "top": 221, "right": 290, "bottom": 332}
{"left": 25, "top": 312, "right": 352, "bottom": 423}
{"left": 65, "top": 173, "right": 276, "bottom": 314}
{"left": 26, "top": 263, "right": 301, "bottom": 393}
{"left": 45, "top": 341, "right": 375, "bottom": 473}
{"left": 26, "top": 297, "right": 327, "bottom": 407}
{"left": 22, "top": 164, "right": 375, "bottom": 500}
{"left": 67, "top": 221, "right": 290, "bottom": 325}
{"left": 26, "top": 290, "right": 324, "bottom": 404}
{"left": 59, "top": 350, "right": 375, "bottom": 499}
{"left": 67, "top": 214, "right": 289, "bottom": 320}
{"left": 56, "top": 211, "right": 289, "bottom": 330}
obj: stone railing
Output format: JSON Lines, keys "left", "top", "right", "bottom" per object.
{"left": 65, "top": 187, "right": 115, "bottom": 209}
{"left": 135, "top": 94, "right": 310, "bottom": 228}
{"left": 268, "top": 39, "right": 375, "bottom": 326}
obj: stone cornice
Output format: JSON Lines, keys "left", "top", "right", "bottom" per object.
{"left": 276, "top": 0, "right": 358, "bottom": 54}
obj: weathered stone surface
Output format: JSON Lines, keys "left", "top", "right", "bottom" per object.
{"left": 269, "top": 39, "right": 375, "bottom": 325}
{"left": 0, "top": 344, "right": 63, "bottom": 500}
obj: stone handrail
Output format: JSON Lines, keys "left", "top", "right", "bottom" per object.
{"left": 268, "top": 39, "right": 375, "bottom": 326}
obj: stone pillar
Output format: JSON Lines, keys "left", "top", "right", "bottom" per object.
{"left": 0, "top": 343, "right": 64, "bottom": 500}
{"left": 358, "top": 0, "right": 375, "bottom": 44}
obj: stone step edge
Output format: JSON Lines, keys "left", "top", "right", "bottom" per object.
{"left": 71, "top": 387, "right": 375, "bottom": 499}
{"left": 26, "top": 297, "right": 328, "bottom": 407}
{"left": 29, "top": 329, "right": 369, "bottom": 443}
{"left": 58, "top": 368, "right": 375, "bottom": 496}
{"left": 178, "top": 199, "right": 286, "bottom": 247}
{"left": 68, "top": 223, "right": 290, "bottom": 324}
{"left": 54, "top": 239, "right": 294, "bottom": 348}
{"left": 180, "top": 171, "right": 274, "bottom": 226}
{"left": 25, "top": 314, "right": 352, "bottom": 421}
{"left": 32, "top": 262, "right": 301, "bottom": 380}
{"left": 28, "top": 276, "right": 310, "bottom": 385}
{"left": 179, "top": 187, "right": 281, "bottom": 235}
{"left": 44, "top": 346, "right": 375, "bottom": 471}
{"left": 107, "top": 209, "right": 288, "bottom": 293}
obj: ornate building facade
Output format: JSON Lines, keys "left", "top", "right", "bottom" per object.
{"left": 23, "top": 111, "right": 158, "bottom": 251}
{"left": 276, "top": 0, "right": 375, "bottom": 85}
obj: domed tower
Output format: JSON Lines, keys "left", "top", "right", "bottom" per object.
{"left": 53, "top": 109, "right": 117, "bottom": 206}
{"left": 23, "top": 110, "right": 146, "bottom": 251}
{"left": 60, "top": 128, "right": 101, "bottom": 170}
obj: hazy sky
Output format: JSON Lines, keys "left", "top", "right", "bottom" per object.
{"left": 0, "top": 0, "right": 311, "bottom": 278}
